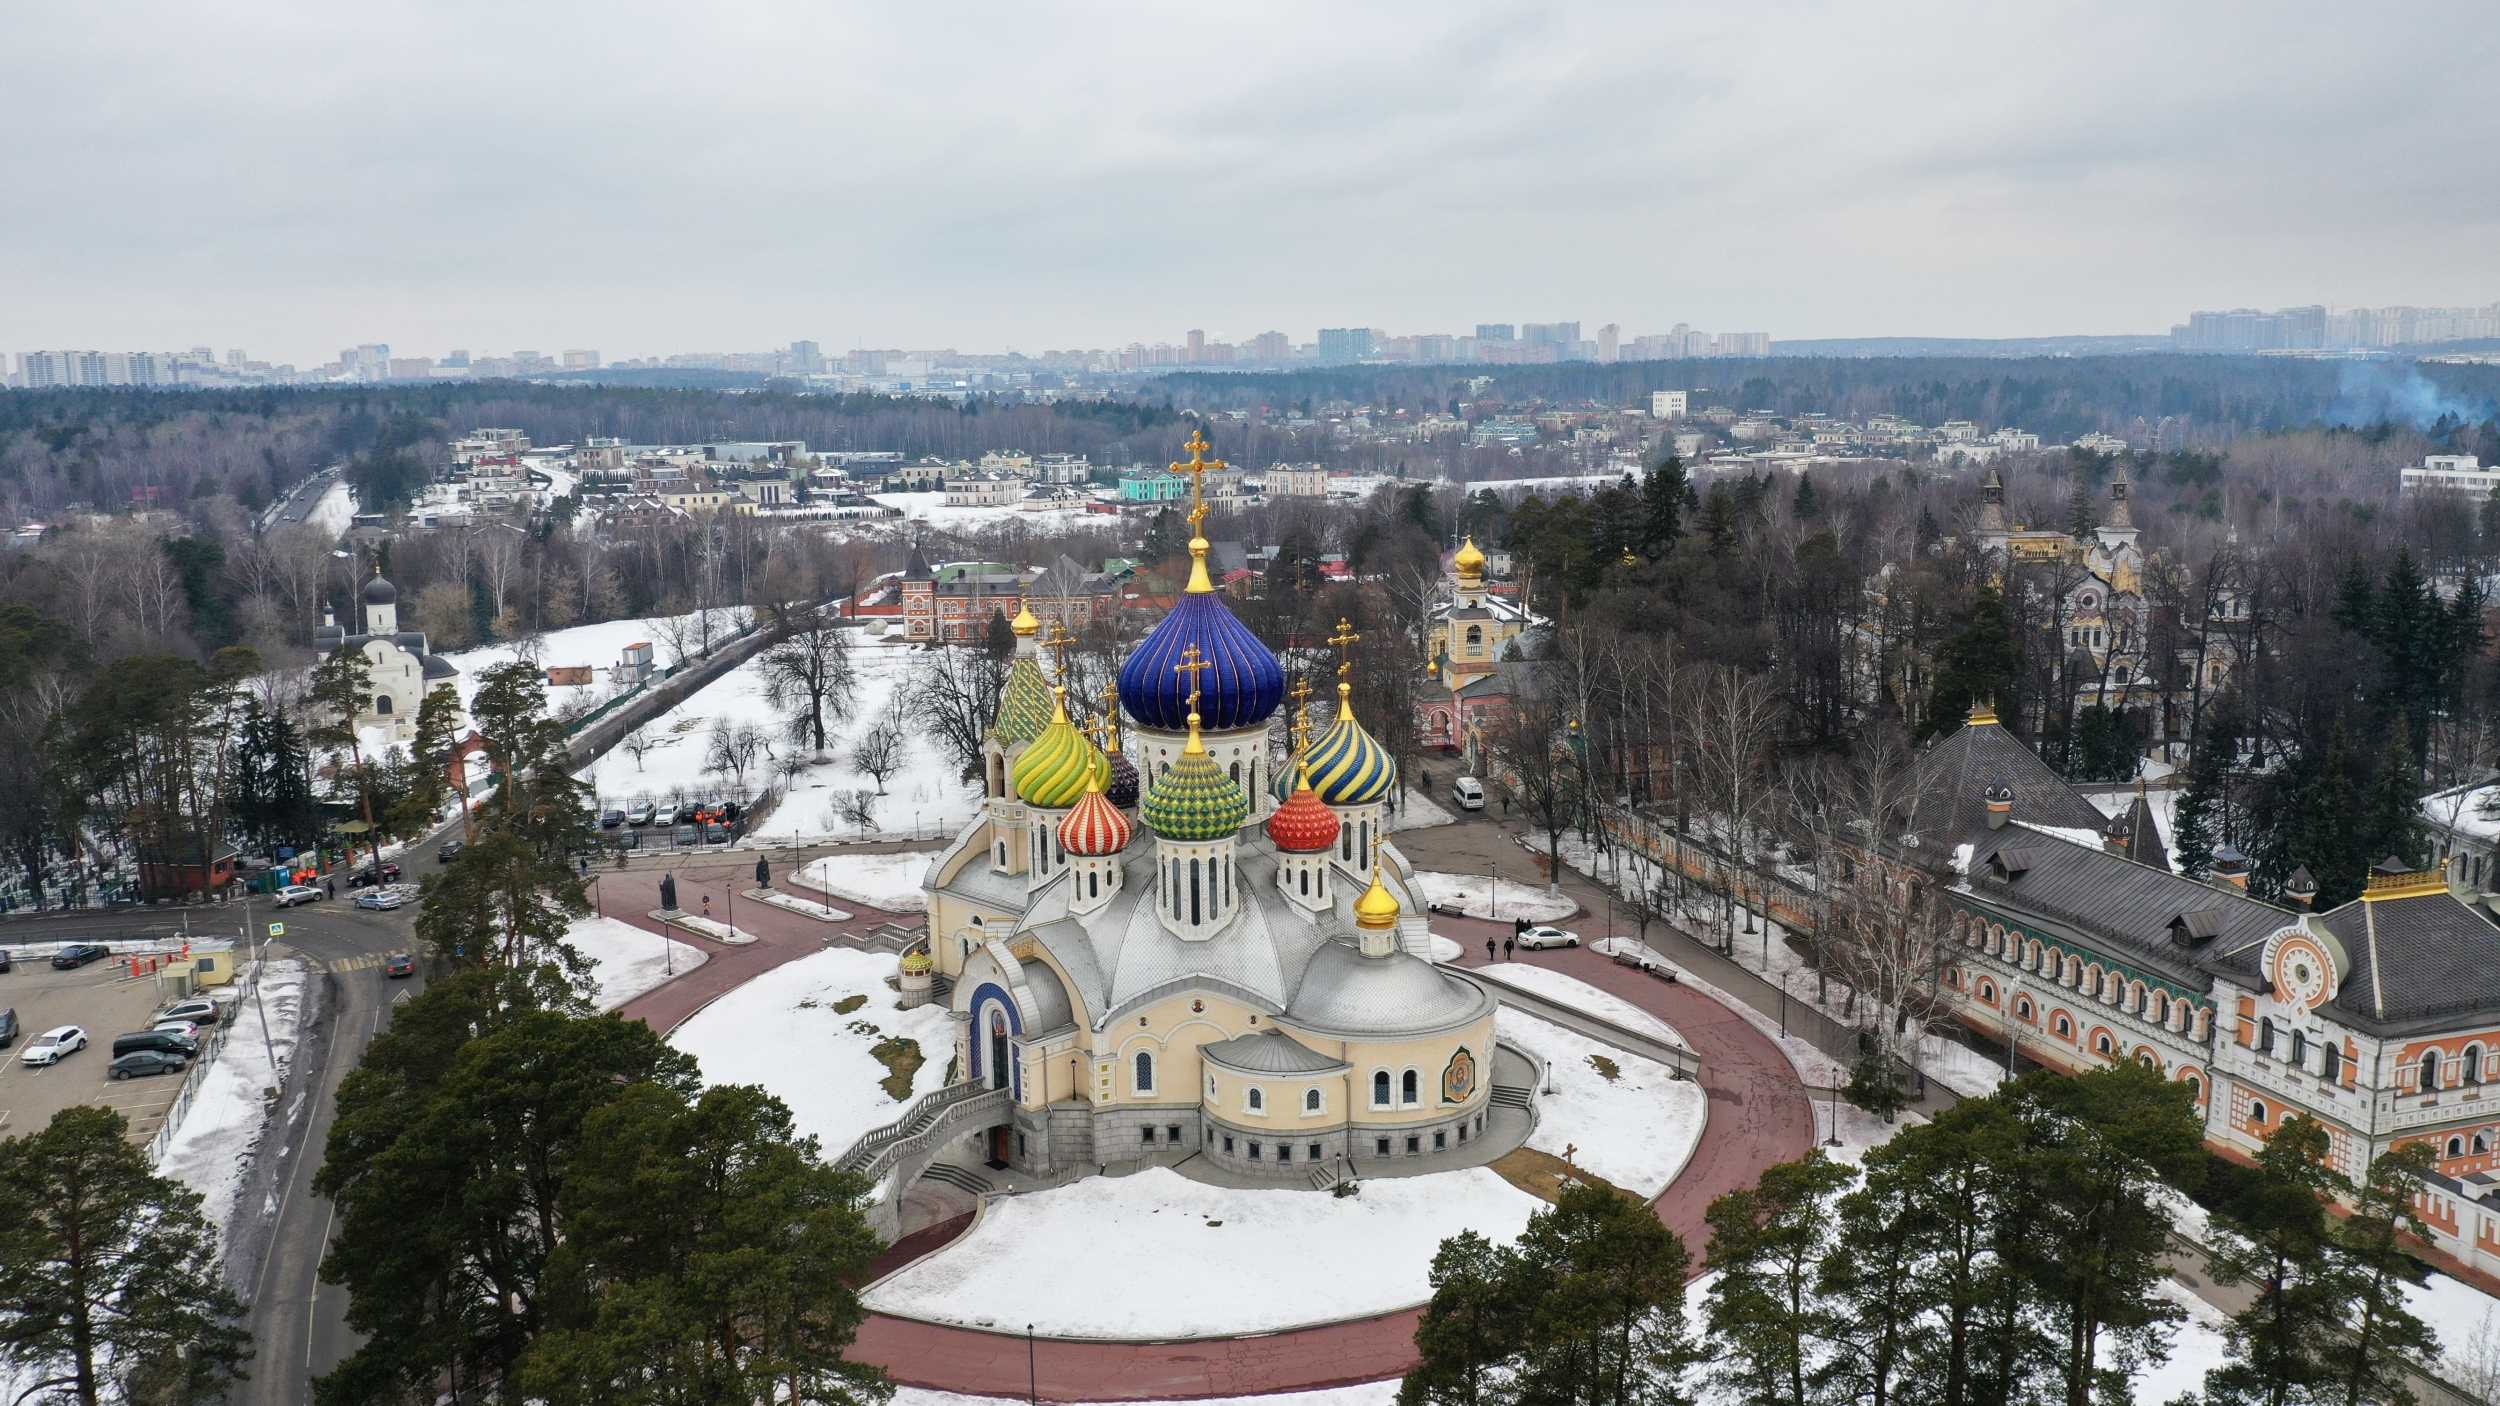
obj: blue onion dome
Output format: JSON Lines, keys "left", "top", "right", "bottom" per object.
{"left": 1105, "top": 750, "right": 1141, "bottom": 809}
{"left": 1119, "top": 592, "right": 1286, "bottom": 732}
{"left": 1011, "top": 695, "right": 1110, "bottom": 808}
{"left": 1306, "top": 682, "right": 1396, "bottom": 806}
{"left": 993, "top": 656, "right": 1054, "bottom": 744}
{"left": 1141, "top": 728, "right": 1251, "bottom": 842}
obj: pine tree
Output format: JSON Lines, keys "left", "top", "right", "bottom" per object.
{"left": 1792, "top": 473, "right": 1820, "bottom": 521}
{"left": 1641, "top": 455, "right": 1690, "bottom": 555}
{"left": 0, "top": 1107, "right": 251, "bottom": 1405}
{"left": 2201, "top": 1115, "right": 2344, "bottom": 1406}
{"left": 305, "top": 646, "right": 384, "bottom": 873}
{"left": 2173, "top": 743, "right": 2225, "bottom": 880}
{"left": 2297, "top": 720, "right": 2369, "bottom": 905}
{"left": 2066, "top": 482, "right": 2096, "bottom": 539}
{"left": 2358, "top": 718, "right": 2422, "bottom": 870}
{"left": 1704, "top": 1152, "right": 1855, "bottom": 1406}
{"left": 2333, "top": 1142, "right": 2441, "bottom": 1406}
{"left": 1398, "top": 1231, "right": 1520, "bottom": 1406}
{"left": 1924, "top": 587, "right": 2023, "bottom": 740}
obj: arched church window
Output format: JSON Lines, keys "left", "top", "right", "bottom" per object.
{"left": 2423, "top": 1049, "right": 2444, "bottom": 1093}
{"left": 1372, "top": 1070, "right": 1392, "bottom": 1107}
{"left": 1305, "top": 1087, "right": 1322, "bottom": 1113}
{"left": 1401, "top": 1069, "right": 1420, "bottom": 1106}
{"left": 1247, "top": 1087, "right": 1264, "bottom": 1113}
{"left": 2468, "top": 1045, "right": 2486, "bottom": 1086}
{"left": 1190, "top": 859, "right": 1203, "bottom": 926}
{"left": 2451, "top": 1136, "right": 2467, "bottom": 1157}
{"left": 2322, "top": 1042, "right": 2342, "bottom": 1081}
{"left": 2248, "top": 1099, "right": 2268, "bottom": 1127}
{"left": 1134, "top": 1050, "right": 1155, "bottom": 1094}
{"left": 374, "top": 694, "right": 393, "bottom": 715}
{"left": 1465, "top": 625, "right": 1482, "bottom": 646}
{"left": 2290, "top": 1030, "right": 2307, "bottom": 1068}
{"left": 2259, "top": 1017, "right": 2275, "bottom": 1056}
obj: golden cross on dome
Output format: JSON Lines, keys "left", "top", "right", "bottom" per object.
{"left": 1173, "top": 642, "right": 1213, "bottom": 709}
{"left": 1100, "top": 678, "right": 1122, "bottom": 747}
{"left": 1043, "top": 622, "right": 1077, "bottom": 676}
{"left": 1327, "top": 617, "right": 1362, "bottom": 680}
{"left": 1287, "top": 675, "right": 1316, "bottom": 753}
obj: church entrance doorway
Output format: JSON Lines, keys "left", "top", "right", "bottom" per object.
{"left": 987, "top": 1009, "right": 1010, "bottom": 1090}
{"left": 988, "top": 1124, "right": 1012, "bottom": 1167}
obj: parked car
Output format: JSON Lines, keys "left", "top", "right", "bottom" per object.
{"left": 274, "top": 884, "right": 323, "bottom": 908}
{"left": 672, "top": 824, "right": 699, "bottom": 847}
{"left": 20, "top": 1025, "right": 87, "bottom": 1066}
{"left": 626, "top": 803, "right": 655, "bottom": 826}
{"left": 0, "top": 1008, "right": 17, "bottom": 1048}
{"left": 0, "top": 948, "right": 11, "bottom": 973}
{"left": 600, "top": 809, "right": 626, "bottom": 829}
{"left": 150, "top": 1020, "right": 201, "bottom": 1038}
{"left": 157, "top": 998, "right": 220, "bottom": 1027}
{"left": 1452, "top": 776, "right": 1486, "bottom": 811}
{"left": 437, "top": 839, "right": 465, "bottom": 863}
{"left": 347, "top": 862, "right": 403, "bottom": 887}
{"left": 701, "top": 823, "right": 731, "bottom": 845}
{"left": 114, "top": 1030, "right": 197, "bottom": 1058}
{"left": 383, "top": 952, "right": 416, "bottom": 979}
{"left": 1514, "top": 925, "right": 1581, "bottom": 950}
{"left": 50, "top": 943, "right": 109, "bottom": 970}
{"left": 653, "top": 805, "right": 680, "bottom": 827}
{"left": 110, "top": 1049, "right": 189, "bottom": 1080}
{"left": 354, "top": 889, "right": 410, "bottom": 911}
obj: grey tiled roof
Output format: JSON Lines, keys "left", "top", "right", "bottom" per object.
{"left": 1288, "top": 940, "right": 1492, "bottom": 1038}
{"left": 1966, "top": 828, "right": 2281, "bottom": 992}
{"left": 2303, "top": 888, "right": 2500, "bottom": 1028}
{"left": 1909, "top": 718, "right": 2111, "bottom": 850}
{"left": 1202, "top": 1030, "right": 1351, "bottom": 1075}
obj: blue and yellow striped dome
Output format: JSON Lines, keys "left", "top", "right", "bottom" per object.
{"left": 1141, "top": 746, "right": 1251, "bottom": 842}
{"left": 1118, "top": 592, "right": 1286, "bottom": 733}
{"left": 1011, "top": 700, "right": 1111, "bottom": 808}
{"left": 1306, "top": 685, "right": 1396, "bottom": 806}
{"left": 993, "top": 656, "right": 1053, "bottom": 744}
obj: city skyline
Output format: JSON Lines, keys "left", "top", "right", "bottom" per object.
{"left": 6, "top": 2, "right": 2496, "bottom": 364}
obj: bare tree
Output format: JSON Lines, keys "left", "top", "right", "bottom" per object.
{"left": 906, "top": 644, "right": 1010, "bottom": 779}
{"left": 850, "top": 714, "right": 907, "bottom": 795}
{"left": 1485, "top": 686, "right": 1585, "bottom": 896}
{"left": 705, "top": 719, "right": 764, "bottom": 794}
{"left": 1684, "top": 666, "right": 1783, "bottom": 956}
{"left": 620, "top": 725, "right": 659, "bottom": 773}
{"left": 834, "top": 788, "right": 880, "bottom": 832}
{"left": 757, "top": 604, "right": 856, "bottom": 756}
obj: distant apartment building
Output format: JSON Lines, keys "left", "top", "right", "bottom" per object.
{"left": 1471, "top": 417, "right": 1541, "bottom": 448}
{"left": 1263, "top": 464, "right": 1331, "bottom": 497}
{"left": 1649, "top": 390, "right": 1688, "bottom": 419}
{"left": 943, "top": 475, "right": 1022, "bottom": 507}
{"left": 562, "top": 349, "right": 601, "bottom": 370}
{"left": 2174, "top": 301, "right": 2500, "bottom": 350}
{"left": 1317, "top": 327, "right": 1380, "bottom": 363}
{"left": 1248, "top": 331, "right": 1292, "bottom": 362}
{"left": 2400, "top": 454, "right": 2497, "bottom": 497}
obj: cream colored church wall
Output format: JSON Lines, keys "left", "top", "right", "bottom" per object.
{"left": 1089, "top": 990, "right": 1269, "bottom": 1107}
{"left": 1305, "top": 1015, "right": 1499, "bottom": 1124}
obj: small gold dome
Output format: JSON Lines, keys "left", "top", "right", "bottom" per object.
{"left": 1452, "top": 536, "right": 1486, "bottom": 577}
{"left": 899, "top": 950, "right": 934, "bottom": 975}
{"left": 1010, "top": 596, "right": 1041, "bottom": 637}
{"left": 1353, "top": 865, "right": 1401, "bottom": 930}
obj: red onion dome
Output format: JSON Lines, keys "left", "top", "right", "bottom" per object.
{"left": 1059, "top": 782, "right": 1134, "bottom": 857}
{"left": 1265, "top": 766, "right": 1341, "bottom": 854}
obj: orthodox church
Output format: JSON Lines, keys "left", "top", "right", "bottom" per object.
{"left": 914, "top": 433, "right": 1498, "bottom": 1180}
{"left": 312, "top": 566, "right": 460, "bottom": 744}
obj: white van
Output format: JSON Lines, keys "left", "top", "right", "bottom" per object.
{"left": 1452, "top": 776, "right": 1486, "bottom": 811}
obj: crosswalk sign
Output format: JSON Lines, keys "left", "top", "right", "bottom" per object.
{"left": 268, "top": 922, "right": 285, "bottom": 938}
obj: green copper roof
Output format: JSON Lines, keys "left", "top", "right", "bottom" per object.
{"left": 1141, "top": 748, "right": 1251, "bottom": 842}
{"left": 993, "top": 657, "right": 1053, "bottom": 744}
{"left": 1012, "top": 706, "right": 1111, "bottom": 808}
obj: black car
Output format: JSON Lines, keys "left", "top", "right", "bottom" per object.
{"left": 0, "top": 1008, "right": 17, "bottom": 1048}
{"left": 109, "top": 1049, "right": 189, "bottom": 1080}
{"left": 0, "top": 948, "right": 11, "bottom": 973}
{"left": 50, "top": 944, "right": 109, "bottom": 970}
{"left": 112, "top": 1030, "right": 198, "bottom": 1059}
{"left": 600, "top": 809, "right": 626, "bottom": 829}
{"left": 437, "top": 839, "right": 464, "bottom": 863}
{"left": 348, "top": 862, "right": 403, "bottom": 887}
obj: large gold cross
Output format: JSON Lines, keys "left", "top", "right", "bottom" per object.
{"left": 1043, "top": 623, "right": 1077, "bottom": 677}
{"left": 1171, "top": 428, "right": 1226, "bottom": 535}
{"left": 1173, "top": 642, "right": 1213, "bottom": 711}
{"left": 1327, "top": 617, "right": 1361, "bottom": 680}
{"left": 1287, "top": 675, "right": 1316, "bottom": 753}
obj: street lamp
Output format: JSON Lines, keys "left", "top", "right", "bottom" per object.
{"left": 1027, "top": 1323, "right": 1037, "bottom": 1405}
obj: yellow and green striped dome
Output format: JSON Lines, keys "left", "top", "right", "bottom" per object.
{"left": 1141, "top": 747, "right": 1250, "bottom": 842}
{"left": 993, "top": 656, "right": 1053, "bottom": 744}
{"left": 1012, "top": 701, "right": 1111, "bottom": 808}
{"left": 1306, "top": 684, "right": 1396, "bottom": 806}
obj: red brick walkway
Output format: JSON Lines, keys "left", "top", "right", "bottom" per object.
{"left": 610, "top": 847, "right": 1815, "bottom": 1400}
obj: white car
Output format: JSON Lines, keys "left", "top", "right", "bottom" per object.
{"left": 1514, "top": 926, "right": 1581, "bottom": 950}
{"left": 274, "top": 884, "right": 323, "bottom": 908}
{"left": 20, "top": 1025, "right": 88, "bottom": 1066}
{"left": 153, "top": 1020, "right": 202, "bottom": 1038}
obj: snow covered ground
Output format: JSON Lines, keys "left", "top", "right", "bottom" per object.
{"left": 1592, "top": 937, "right": 1846, "bottom": 1087}
{"left": 308, "top": 479, "right": 358, "bottom": 536}
{"left": 797, "top": 850, "right": 935, "bottom": 913}
{"left": 863, "top": 1165, "right": 1543, "bottom": 1337}
{"left": 1496, "top": 1011, "right": 1704, "bottom": 1196}
{"left": 442, "top": 610, "right": 702, "bottom": 712}
{"left": 869, "top": 489, "right": 1105, "bottom": 534}
{"left": 158, "top": 959, "right": 308, "bottom": 1236}
{"left": 566, "top": 915, "right": 705, "bottom": 1011}
{"left": 576, "top": 635, "right": 982, "bottom": 843}
{"left": 669, "top": 947, "right": 955, "bottom": 1154}
{"left": 1392, "top": 787, "right": 1458, "bottom": 831}
{"left": 1476, "top": 962, "right": 1686, "bottom": 1046}
{"left": 750, "top": 889, "right": 854, "bottom": 921}
{"left": 1428, "top": 933, "right": 1463, "bottom": 963}
{"left": 1411, "top": 870, "right": 1577, "bottom": 923}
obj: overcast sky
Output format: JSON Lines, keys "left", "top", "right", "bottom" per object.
{"left": 7, "top": 2, "right": 2496, "bottom": 364}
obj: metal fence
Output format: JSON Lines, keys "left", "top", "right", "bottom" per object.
{"left": 145, "top": 978, "right": 244, "bottom": 1166}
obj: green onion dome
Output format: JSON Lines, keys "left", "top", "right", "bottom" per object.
{"left": 1011, "top": 697, "right": 1111, "bottom": 808}
{"left": 992, "top": 655, "right": 1054, "bottom": 745}
{"left": 1305, "top": 682, "right": 1396, "bottom": 806}
{"left": 1141, "top": 731, "right": 1251, "bottom": 842}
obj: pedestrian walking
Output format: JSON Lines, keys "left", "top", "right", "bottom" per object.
{"left": 702, "top": 895, "right": 713, "bottom": 921}
{"left": 1485, "top": 937, "right": 1497, "bottom": 963}
{"left": 325, "top": 879, "right": 335, "bottom": 899}
{"left": 1503, "top": 936, "right": 1515, "bottom": 961}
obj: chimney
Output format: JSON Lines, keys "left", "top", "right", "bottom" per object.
{"left": 2284, "top": 865, "right": 2317, "bottom": 909}
{"left": 1984, "top": 784, "right": 2014, "bottom": 830}
{"left": 2212, "top": 844, "right": 2249, "bottom": 893}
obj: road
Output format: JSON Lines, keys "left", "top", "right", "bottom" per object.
{"left": 260, "top": 465, "right": 344, "bottom": 532}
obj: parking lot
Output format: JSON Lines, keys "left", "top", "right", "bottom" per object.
{"left": 0, "top": 951, "right": 205, "bottom": 1143}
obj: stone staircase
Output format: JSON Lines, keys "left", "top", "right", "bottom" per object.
{"left": 1489, "top": 1082, "right": 1535, "bottom": 1111}
{"left": 921, "top": 1163, "right": 995, "bottom": 1196}
{"left": 1306, "top": 1164, "right": 1339, "bottom": 1191}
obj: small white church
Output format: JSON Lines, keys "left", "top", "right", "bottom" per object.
{"left": 313, "top": 566, "right": 461, "bottom": 743}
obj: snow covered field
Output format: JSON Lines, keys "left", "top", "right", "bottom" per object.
{"left": 863, "top": 1166, "right": 1542, "bottom": 1337}
{"left": 1411, "top": 870, "right": 1577, "bottom": 923}
{"left": 567, "top": 915, "right": 705, "bottom": 1010}
{"left": 576, "top": 635, "right": 982, "bottom": 843}
{"left": 444, "top": 612, "right": 696, "bottom": 712}
{"left": 669, "top": 947, "right": 955, "bottom": 1154}
{"left": 158, "top": 959, "right": 308, "bottom": 1235}
{"left": 1476, "top": 962, "right": 1686, "bottom": 1046}
{"left": 1496, "top": 1011, "right": 1704, "bottom": 1196}
{"left": 870, "top": 489, "right": 1104, "bottom": 534}
{"left": 1392, "top": 787, "right": 1458, "bottom": 831}
{"left": 797, "top": 850, "right": 934, "bottom": 913}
